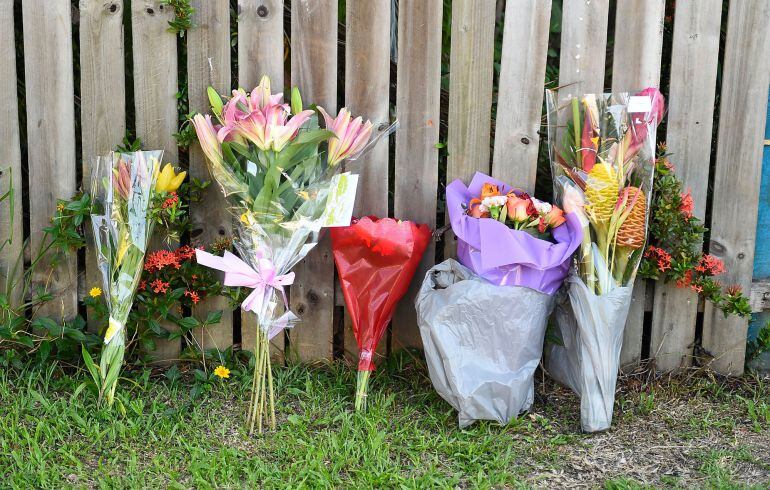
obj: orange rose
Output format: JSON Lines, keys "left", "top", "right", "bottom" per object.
{"left": 480, "top": 183, "right": 500, "bottom": 199}
{"left": 544, "top": 205, "right": 566, "bottom": 228}
{"left": 468, "top": 198, "right": 489, "bottom": 218}
{"left": 506, "top": 195, "right": 530, "bottom": 222}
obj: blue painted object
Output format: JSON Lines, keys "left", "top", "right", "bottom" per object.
{"left": 748, "top": 89, "right": 770, "bottom": 345}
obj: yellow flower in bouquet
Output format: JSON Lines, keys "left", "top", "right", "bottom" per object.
{"left": 156, "top": 163, "right": 186, "bottom": 193}
{"left": 584, "top": 161, "right": 618, "bottom": 225}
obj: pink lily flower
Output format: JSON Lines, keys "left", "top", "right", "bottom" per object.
{"left": 249, "top": 75, "right": 285, "bottom": 112}
{"left": 318, "top": 107, "right": 374, "bottom": 166}
{"left": 266, "top": 108, "right": 314, "bottom": 152}
{"left": 192, "top": 114, "right": 226, "bottom": 166}
{"left": 112, "top": 160, "right": 131, "bottom": 200}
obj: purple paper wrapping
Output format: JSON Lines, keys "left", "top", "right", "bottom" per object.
{"left": 447, "top": 172, "right": 583, "bottom": 294}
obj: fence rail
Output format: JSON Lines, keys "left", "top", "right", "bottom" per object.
{"left": 1, "top": 0, "right": 769, "bottom": 374}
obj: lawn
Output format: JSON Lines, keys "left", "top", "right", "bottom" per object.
{"left": 1, "top": 354, "right": 769, "bottom": 488}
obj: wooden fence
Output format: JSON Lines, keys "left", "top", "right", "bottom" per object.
{"left": 0, "top": 0, "right": 769, "bottom": 374}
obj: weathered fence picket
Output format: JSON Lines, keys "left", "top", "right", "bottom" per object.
{"left": 132, "top": 0, "right": 180, "bottom": 363}
{"left": 188, "top": 0, "right": 233, "bottom": 353}
{"left": 4, "top": 0, "right": 770, "bottom": 375}
{"left": 392, "top": 0, "right": 443, "bottom": 350}
{"left": 611, "top": 0, "right": 665, "bottom": 369}
{"left": 702, "top": 0, "right": 770, "bottom": 374}
{"left": 79, "top": 0, "right": 127, "bottom": 333}
{"left": 444, "top": 0, "right": 496, "bottom": 260}
{"left": 491, "top": 0, "right": 551, "bottom": 192}
{"left": 289, "top": 0, "right": 338, "bottom": 362}
{"left": 23, "top": 1, "right": 78, "bottom": 320}
{"left": 342, "top": 0, "right": 391, "bottom": 363}
{"left": 650, "top": 0, "right": 722, "bottom": 372}
{"left": 0, "top": 0, "right": 22, "bottom": 308}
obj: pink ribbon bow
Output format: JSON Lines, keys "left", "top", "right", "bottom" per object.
{"left": 195, "top": 249, "right": 295, "bottom": 315}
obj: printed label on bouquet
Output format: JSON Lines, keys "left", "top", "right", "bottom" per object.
{"left": 321, "top": 172, "right": 358, "bottom": 227}
{"left": 627, "top": 96, "right": 652, "bottom": 113}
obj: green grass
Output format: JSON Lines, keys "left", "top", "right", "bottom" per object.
{"left": 1, "top": 356, "right": 769, "bottom": 488}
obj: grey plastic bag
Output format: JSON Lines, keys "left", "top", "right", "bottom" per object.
{"left": 416, "top": 259, "right": 553, "bottom": 428}
{"left": 546, "top": 274, "right": 633, "bottom": 432}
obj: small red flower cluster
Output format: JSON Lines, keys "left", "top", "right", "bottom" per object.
{"left": 145, "top": 250, "right": 181, "bottom": 272}
{"left": 645, "top": 245, "right": 671, "bottom": 272}
{"left": 150, "top": 278, "right": 170, "bottom": 293}
{"left": 184, "top": 289, "right": 201, "bottom": 305}
{"left": 162, "top": 191, "right": 179, "bottom": 209}
{"left": 696, "top": 254, "right": 725, "bottom": 276}
{"left": 679, "top": 190, "right": 694, "bottom": 219}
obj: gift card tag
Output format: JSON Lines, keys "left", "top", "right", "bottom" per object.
{"left": 628, "top": 96, "right": 652, "bottom": 113}
{"left": 321, "top": 172, "right": 358, "bottom": 227}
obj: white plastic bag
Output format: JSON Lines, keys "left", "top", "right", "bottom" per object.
{"left": 416, "top": 259, "right": 553, "bottom": 428}
{"left": 546, "top": 274, "right": 633, "bottom": 432}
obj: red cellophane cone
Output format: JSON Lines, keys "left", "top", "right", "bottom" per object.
{"left": 331, "top": 216, "right": 431, "bottom": 410}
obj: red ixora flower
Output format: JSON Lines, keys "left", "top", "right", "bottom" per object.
{"left": 645, "top": 245, "right": 672, "bottom": 273}
{"left": 176, "top": 245, "right": 196, "bottom": 261}
{"left": 679, "top": 190, "right": 694, "bottom": 219}
{"left": 725, "top": 284, "right": 743, "bottom": 296}
{"left": 162, "top": 192, "right": 179, "bottom": 209}
{"left": 184, "top": 289, "right": 201, "bottom": 305}
{"left": 138, "top": 280, "right": 147, "bottom": 292}
{"left": 676, "top": 270, "right": 693, "bottom": 289}
{"left": 150, "top": 279, "right": 170, "bottom": 294}
{"left": 696, "top": 254, "right": 725, "bottom": 276}
{"left": 145, "top": 249, "right": 182, "bottom": 272}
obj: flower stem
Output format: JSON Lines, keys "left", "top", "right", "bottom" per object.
{"left": 355, "top": 370, "right": 371, "bottom": 411}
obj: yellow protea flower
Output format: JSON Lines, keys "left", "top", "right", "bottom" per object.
{"left": 585, "top": 162, "right": 619, "bottom": 224}
{"left": 616, "top": 186, "right": 647, "bottom": 250}
{"left": 214, "top": 365, "right": 230, "bottom": 379}
{"left": 155, "top": 163, "right": 186, "bottom": 193}
{"left": 104, "top": 317, "right": 122, "bottom": 344}
{"left": 89, "top": 287, "right": 102, "bottom": 298}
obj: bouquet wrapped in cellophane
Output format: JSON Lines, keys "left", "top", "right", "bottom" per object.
{"left": 88, "top": 151, "right": 175, "bottom": 406}
{"left": 192, "top": 75, "right": 392, "bottom": 433}
{"left": 545, "top": 88, "right": 665, "bottom": 432}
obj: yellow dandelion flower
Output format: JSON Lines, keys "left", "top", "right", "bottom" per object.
{"left": 214, "top": 365, "right": 230, "bottom": 379}
{"left": 89, "top": 287, "right": 102, "bottom": 298}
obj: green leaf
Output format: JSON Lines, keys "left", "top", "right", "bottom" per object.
{"left": 32, "top": 318, "right": 64, "bottom": 336}
{"left": 81, "top": 345, "right": 101, "bottom": 387}
{"left": 205, "top": 310, "right": 223, "bottom": 325}
{"left": 177, "top": 316, "right": 200, "bottom": 331}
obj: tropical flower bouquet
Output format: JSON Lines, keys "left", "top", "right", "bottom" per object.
{"left": 414, "top": 172, "right": 583, "bottom": 427}
{"left": 192, "top": 75, "right": 388, "bottom": 433}
{"left": 544, "top": 88, "right": 665, "bottom": 432}
{"left": 330, "top": 217, "right": 431, "bottom": 411}
{"left": 86, "top": 151, "right": 184, "bottom": 406}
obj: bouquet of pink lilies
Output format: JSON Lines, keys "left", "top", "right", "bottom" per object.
{"left": 192, "top": 76, "right": 384, "bottom": 434}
